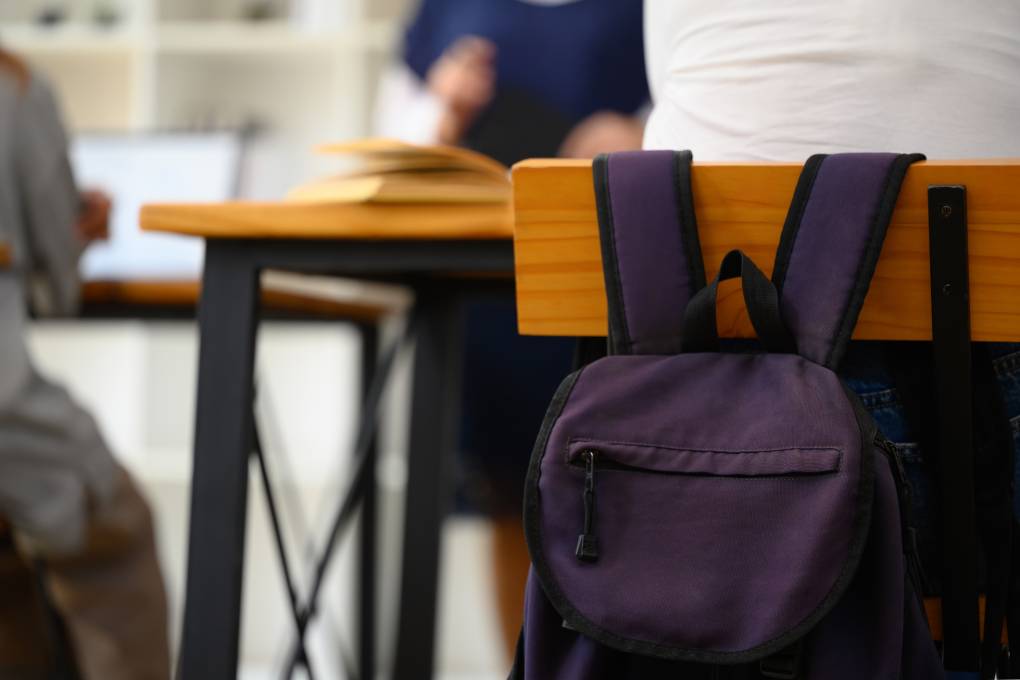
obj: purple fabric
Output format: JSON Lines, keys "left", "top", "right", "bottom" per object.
{"left": 518, "top": 458, "right": 943, "bottom": 679}
{"left": 521, "top": 570, "right": 622, "bottom": 680}
{"left": 532, "top": 353, "right": 866, "bottom": 653}
{"left": 779, "top": 153, "right": 898, "bottom": 365}
{"left": 605, "top": 151, "right": 695, "bottom": 355}
{"left": 518, "top": 456, "right": 943, "bottom": 679}
{"left": 801, "top": 454, "right": 904, "bottom": 677}
{"left": 800, "top": 455, "right": 942, "bottom": 677}
{"left": 520, "top": 569, "right": 742, "bottom": 679}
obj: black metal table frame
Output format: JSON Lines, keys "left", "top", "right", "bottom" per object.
{"left": 176, "top": 238, "right": 514, "bottom": 680}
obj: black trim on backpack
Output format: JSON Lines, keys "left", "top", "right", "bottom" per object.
{"left": 772, "top": 154, "right": 826, "bottom": 294}
{"left": 572, "top": 337, "right": 609, "bottom": 371}
{"left": 593, "top": 154, "right": 631, "bottom": 355}
{"left": 674, "top": 150, "right": 707, "bottom": 294}
{"left": 523, "top": 366, "right": 584, "bottom": 538}
{"left": 827, "top": 154, "right": 924, "bottom": 368}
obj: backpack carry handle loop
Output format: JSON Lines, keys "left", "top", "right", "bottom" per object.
{"left": 682, "top": 250, "right": 797, "bottom": 354}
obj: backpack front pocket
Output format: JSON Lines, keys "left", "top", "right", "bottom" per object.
{"left": 524, "top": 353, "right": 875, "bottom": 663}
{"left": 565, "top": 440, "right": 843, "bottom": 564}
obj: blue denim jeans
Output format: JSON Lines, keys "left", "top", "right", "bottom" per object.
{"left": 842, "top": 341, "right": 1020, "bottom": 592}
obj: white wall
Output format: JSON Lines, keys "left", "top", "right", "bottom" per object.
{"left": 2, "top": 0, "right": 413, "bottom": 198}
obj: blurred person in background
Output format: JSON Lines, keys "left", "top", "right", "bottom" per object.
{"left": 0, "top": 49, "right": 170, "bottom": 679}
{"left": 375, "top": 0, "right": 648, "bottom": 659}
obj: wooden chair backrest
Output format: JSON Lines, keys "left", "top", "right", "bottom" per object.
{"left": 512, "top": 159, "right": 1020, "bottom": 341}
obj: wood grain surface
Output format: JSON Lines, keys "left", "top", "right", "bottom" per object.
{"left": 513, "top": 159, "right": 1020, "bottom": 340}
{"left": 141, "top": 200, "right": 513, "bottom": 240}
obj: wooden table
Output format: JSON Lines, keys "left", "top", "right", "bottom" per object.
{"left": 0, "top": 241, "right": 9, "bottom": 269}
{"left": 142, "top": 200, "right": 513, "bottom": 680}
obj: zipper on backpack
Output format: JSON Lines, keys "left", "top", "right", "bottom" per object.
{"left": 575, "top": 449, "right": 600, "bottom": 562}
{"left": 875, "top": 435, "right": 928, "bottom": 595}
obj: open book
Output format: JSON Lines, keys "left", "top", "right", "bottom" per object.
{"left": 287, "top": 138, "right": 511, "bottom": 204}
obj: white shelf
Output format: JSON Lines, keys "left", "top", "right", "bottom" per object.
{"left": 158, "top": 21, "right": 336, "bottom": 54}
{"left": 1, "top": 0, "right": 406, "bottom": 192}
{"left": 155, "top": 20, "right": 397, "bottom": 55}
{"left": 0, "top": 23, "right": 143, "bottom": 55}
{"left": 0, "top": 20, "right": 397, "bottom": 57}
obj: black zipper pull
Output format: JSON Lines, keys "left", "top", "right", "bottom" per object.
{"left": 575, "top": 450, "right": 599, "bottom": 562}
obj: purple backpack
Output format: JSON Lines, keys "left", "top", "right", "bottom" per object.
{"left": 511, "top": 151, "right": 945, "bottom": 679}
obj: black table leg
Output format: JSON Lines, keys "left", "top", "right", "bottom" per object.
{"left": 178, "top": 243, "right": 260, "bottom": 679}
{"left": 393, "top": 287, "right": 463, "bottom": 680}
{"left": 358, "top": 322, "right": 379, "bottom": 680}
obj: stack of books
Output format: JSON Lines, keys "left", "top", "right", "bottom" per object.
{"left": 287, "top": 138, "right": 510, "bottom": 205}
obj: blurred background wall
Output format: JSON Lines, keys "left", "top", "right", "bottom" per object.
{"left": 1, "top": 0, "right": 402, "bottom": 197}
{"left": 2, "top": 1, "right": 508, "bottom": 677}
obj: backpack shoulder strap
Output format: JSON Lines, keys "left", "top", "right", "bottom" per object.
{"left": 772, "top": 152, "right": 925, "bottom": 368}
{"left": 593, "top": 150, "right": 706, "bottom": 355}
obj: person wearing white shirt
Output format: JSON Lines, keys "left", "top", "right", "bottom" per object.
{"left": 643, "top": 0, "right": 1020, "bottom": 159}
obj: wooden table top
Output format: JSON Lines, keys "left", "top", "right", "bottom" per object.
{"left": 81, "top": 275, "right": 406, "bottom": 322}
{"left": 0, "top": 241, "right": 9, "bottom": 269}
{"left": 141, "top": 200, "right": 513, "bottom": 240}
{"left": 513, "top": 158, "right": 1020, "bottom": 341}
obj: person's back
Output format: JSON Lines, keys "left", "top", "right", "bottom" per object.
{"left": 644, "top": 0, "right": 1020, "bottom": 159}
